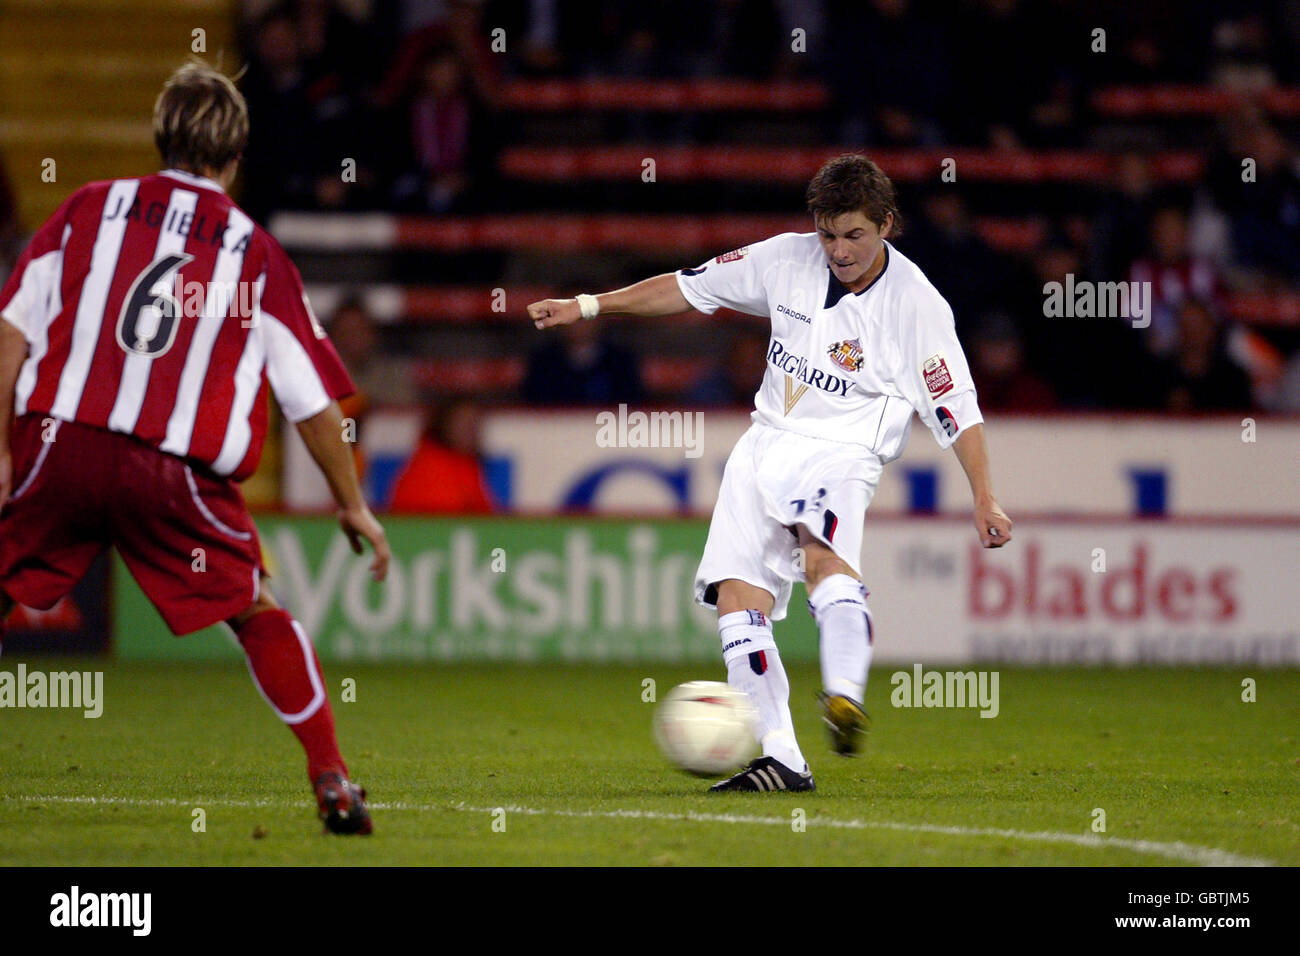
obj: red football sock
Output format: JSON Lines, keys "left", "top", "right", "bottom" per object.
{"left": 235, "top": 609, "right": 347, "bottom": 783}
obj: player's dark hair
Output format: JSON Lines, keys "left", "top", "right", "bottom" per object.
{"left": 806, "top": 154, "right": 904, "bottom": 238}
{"left": 153, "top": 61, "right": 249, "bottom": 176}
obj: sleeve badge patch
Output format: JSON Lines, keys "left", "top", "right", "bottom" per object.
{"left": 923, "top": 353, "right": 953, "bottom": 397}
{"left": 715, "top": 246, "right": 749, "bottom": 263}
{"left": 936, "top": 405, "right": 958, "bottom": 438}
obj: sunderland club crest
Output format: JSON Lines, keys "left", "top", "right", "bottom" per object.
{"left": 827, "top": 338, "right": 864, "bottom": 373}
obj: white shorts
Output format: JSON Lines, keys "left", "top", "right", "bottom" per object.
{"left": 695, "top": 422, "right": 883, "bottom": 620}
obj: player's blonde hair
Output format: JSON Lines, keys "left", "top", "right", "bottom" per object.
{"left": 153, "top": 61, "right": 249, "bottom": 175}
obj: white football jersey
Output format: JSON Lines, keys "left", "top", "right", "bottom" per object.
{"left": 677, "top": 233, "right": 983, "bottom": 462}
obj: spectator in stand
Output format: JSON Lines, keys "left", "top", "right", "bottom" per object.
{"left": 1153, "top": 299, "right": 1253, "bottom": 412}
{"left": 523, "top": 319, "right": 644, "bottom": 405}
{"left": 686, "top": 327, "right": 770, "bottom": 406}
{"left": 293, "top": 0, "right": 383, "bottom": 93}
{"left": 389, "top": 399, "right": 496, "bottom": 514}
{"left": 1128, "top": 204, "right": 1221, "bottom": 359}
{"left": 325, "top": 295, "right": 416, "bottom": 484}
{"left": 824, "top": 0, "right": 952, "bottom": 146}
{"left": 238, "top": 1, "right": 386, "bottom": 213}
{"left": 1087, "top": 153, "right": 1161, "bottom": 284}
{"left": 329, "top": 295, "right": 418, "bottom": 409}
{"left": 948, "top": 0, "right": 1079, "bottom": 148}
{"left": 373, "top": 2, "right": 500, "bottom": 211}
{"left": 298, "top": 0, "right": 388, "bottom": 209}
{"left": 1031, "top": 237, "right": 1150, "bottom": 409}
{"left": 1207, "top": 9, "right": 1279, "bottom": 92}
{"left": 901, "top": 191, "right": 1017, "bottom": 333}
{"left": 396, "top": 44, "right": 476, "bottom": 212}
{"left": 239, "top": 4, "right": 329, "bottom": 221}
{"left": 967, "top": 312, "right": 1057, "bottom": 412}
{"left": 373, "top": 0, "right": 502, "bottom": 108}
{"left": 1208, "top": 120, "right": 1300, "bottom": 283}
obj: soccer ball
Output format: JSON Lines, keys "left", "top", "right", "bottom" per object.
{"left": 653, "top": 681, "right": 758, "bottom": 777}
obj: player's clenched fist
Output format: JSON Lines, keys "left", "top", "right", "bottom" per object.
{"left": 975, "top": 498, "right": 1013, "bottom": 549}
{"left": 528, "top": 298, "right": 582, "bottom": 329}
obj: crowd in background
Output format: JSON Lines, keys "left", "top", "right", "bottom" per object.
{"left": 4, "top": 0, "right": 1300, "bottom": 429}
{"left": 224, "top": 0, "right": 1300, "bottom": 416}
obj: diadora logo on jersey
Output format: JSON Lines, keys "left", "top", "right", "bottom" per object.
{"left": 924, "top": 353, "right": 954, "bottom": 397}
{"left": 715, "top": 246, "right": 749, "bottom": 263}
{"left": 776, "top": 303, "right": 811, "bottom": 324}
{"left": 827, "top": 338, "right": 864, "bottom": 372}
{"left": 937, "top": 405, "right": 958, "bottom": 438}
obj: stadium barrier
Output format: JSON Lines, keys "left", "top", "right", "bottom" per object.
{"left": 1091, "top": 84, "right": 1300, "bottom": 116}
{"left": 271, "top": 212, "right": 1049, "bottom": 255}
{"left": 111, "top": 515, "right": 1300, "bottom": 666}
{"left": 498, "top": 78, "right": 828, "bottom": 111}
{"left": 499, "top": 147, "right": 1205, "bottom": 183}
{"left": 284, "top": 410, "right": 1300, "bottom": 517}
{"left": 496, "top": 78, "right": 1300, "bottom": 118}
{"left": 301, "top": 282, "right": 1300, "bottom": 329}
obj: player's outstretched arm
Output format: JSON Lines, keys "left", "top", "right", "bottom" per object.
{"left": 0, "top": 319, "right": 29, "bottom": 509}
{"left": 952, "top": 423, "right": 1012, "bottom": 549}
{"left": 527, "top": 273, "right": 691, "bottom": 329}
{"left": 295, "top": 401, "right": 391, "bottom": 581}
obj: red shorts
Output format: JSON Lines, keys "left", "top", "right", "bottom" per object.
{"left": 0, "top": 414, "right": 264, "bottom": 635}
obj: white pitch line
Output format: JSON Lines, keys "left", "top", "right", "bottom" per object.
{"left": 7, "top": 795, "right": 1273, "bottom": 867}
{"left": 449, "top": 803, "right": 1274, "bottom": 867}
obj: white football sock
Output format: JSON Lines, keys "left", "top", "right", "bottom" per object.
{"left": 717, "top": 609, "right": 807, "bottom": 772}
{"left": 808, "top": 574, "right": 873, "bottom": 705}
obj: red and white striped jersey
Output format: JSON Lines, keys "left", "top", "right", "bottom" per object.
{"left": 0, "top": 169, "right": 354, "bottom": 481}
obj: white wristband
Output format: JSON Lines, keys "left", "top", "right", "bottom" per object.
{"left": 576, "top": 293, "right": 600, "bottom": 320}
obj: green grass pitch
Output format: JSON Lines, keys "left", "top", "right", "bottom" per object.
{"left": 1, "top": 659, "right": 1296, "bottom": 866}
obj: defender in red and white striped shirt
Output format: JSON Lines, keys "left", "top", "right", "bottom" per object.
{"left": 0, "top": 63, "right": 390, "bottom": 835}
{"left": 4, "top": 168, "right": 350, "bottom": 480}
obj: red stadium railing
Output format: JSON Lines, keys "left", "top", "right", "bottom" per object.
{"left": 274, "top": 212, "right": 1045, "bottom": 254}
{"left": 499, "top": 147, "right": 1206, "bottom": 184}
{"left": 308, "top": 283, "right": 1300, "bottom": 332}
{"left": 1223, "top": 292, "right": 1300, "bottom": 327}
{"left": 304, "top": 282, "right": 768, "bottom": 325}
{"left": 497, "top": 79, "right": 1300, "bottom": 117}
{"left": 412, "top": 355, "right": 707, "bottom": 393}
{"left": 501, "top": 79, "right": 1300, "bottom": 119}
{"left": 1092, "top": 84, "right": 1300, "bottom": 117}
{"left": 498, "top": 78, "right": 828, "bottom": 111}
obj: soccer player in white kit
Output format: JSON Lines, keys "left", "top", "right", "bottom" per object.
{"left": 528, "top": 155, "right": 1012, "bottom": 791}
